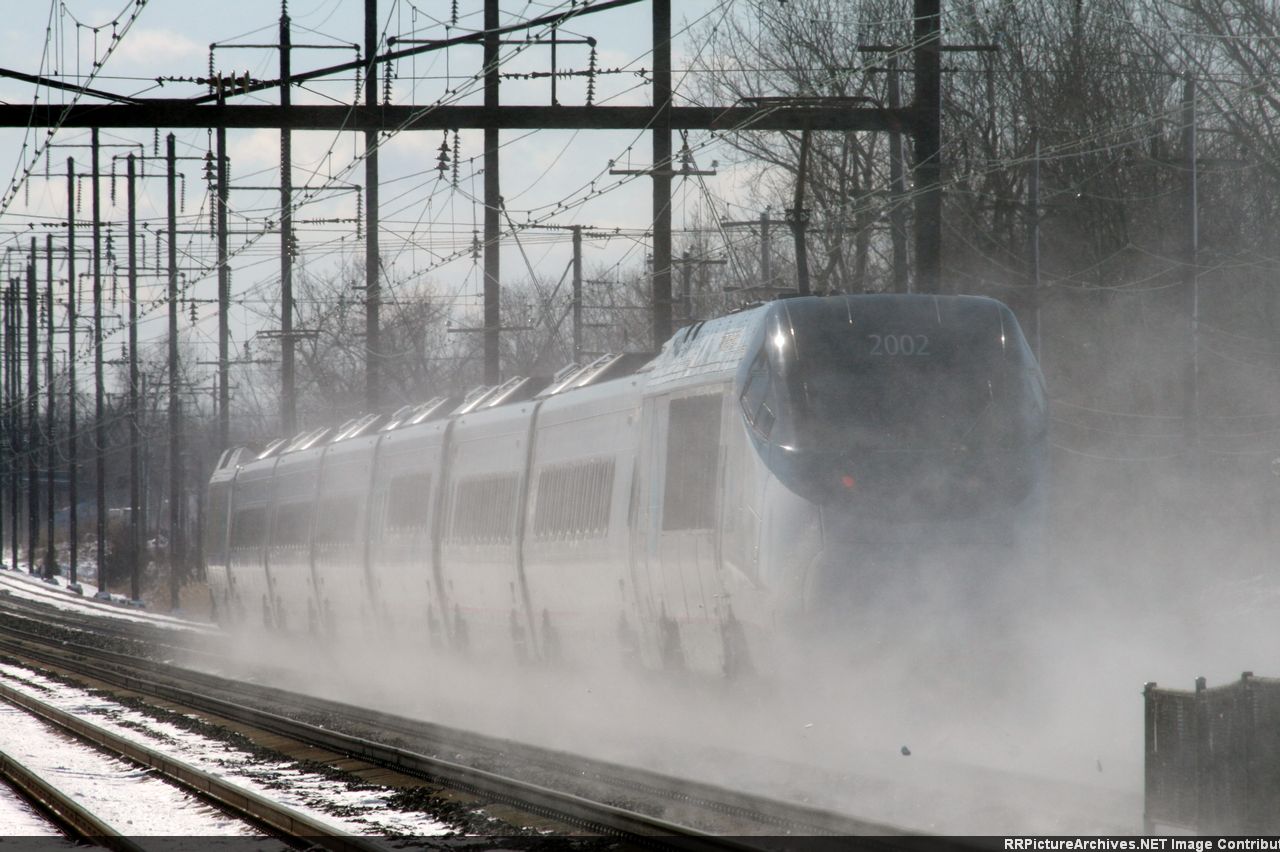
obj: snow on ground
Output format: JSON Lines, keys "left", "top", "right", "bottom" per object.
{"left": 0, "top": 777, "right": 64, "bottom": 837}
{"left": 0, "top": 701, "right": 264, "bottom": 838}
{"left": 0, "top": 663, "right": 453, "bottom": 837}
{"left": 0, "top": 567, "right": 217, "bottom": 635}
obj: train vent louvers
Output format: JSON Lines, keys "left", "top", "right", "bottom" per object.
{"left": 285, "top": 426, "right": 331, "bottom": 453}
{"left": 334, "top": 412, "right": 384, "bottom": 441}
{"left": 571, "top": 352, "right": 650, "bottom": 390}
{"left": 256, "top": 437, "right": 288, "bottom": 460}
{"left": 216, "top": 446, "right": 253, "bottom": 470}
{"left": 480, "top": 375, "right": 543, "bottom": 409}
{"left": 382, "top": 404, "right": 415, "bottom": 431}
{"left": 407, "top": 396, "right": 452, "bottom": 425}
{"left": 451, "top": 384, "right": 497, "bottom": 416}
{"left": 536, "top": 362, "right": 587, "bottom": 398}
{"left": 331, "top": 417, "right": 361, "bottom": 441}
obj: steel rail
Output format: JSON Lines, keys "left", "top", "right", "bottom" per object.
{"left": 0, "top": 680, "right": 379, "bottom": 851}
{"left": 0, "top": 748, "right": 144, "bottom": 851}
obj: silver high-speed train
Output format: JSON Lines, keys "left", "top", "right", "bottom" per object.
{"left": 205, "top": 294, "right": 1048, "bottom": 675}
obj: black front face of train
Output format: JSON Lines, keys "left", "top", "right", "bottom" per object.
{"left": 737, "top": 295, "right": 1048, "bottom": 629}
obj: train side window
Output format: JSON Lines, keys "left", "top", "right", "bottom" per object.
{"left": 449, "top": 474, "right": 520, "bottom": 545}
{"left": 315, "top": 496, "right": 359, "bottom": 546}
{"left": 663, "top": 395, "right": 721, "bottom": 531}
{"left": 386, "top": 472, "right": 432, "bottom": 531}
{"left": 740, "top": 350, "right": 776, "bottom": 439}
{"left": 231, "top": 507, "right": 265, "bottom": 549}
{"left": 533, "top": 459, "right": 615, "bottom": 541}
{"left": 271, "top": 502, "right": 311, "bottom": 548}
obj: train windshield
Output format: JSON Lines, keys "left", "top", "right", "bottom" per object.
{"left": 784, "top": 296, "right": 1044, "bottom": 452}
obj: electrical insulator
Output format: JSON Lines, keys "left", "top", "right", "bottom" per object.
{"left": 452, "top": 130, "right": 461, "bottom": 187}
{"left": 437, "top": 132, "right": 451, "bottom": 178}
{"left": 586, "top": 46, "right": 598, "bottom": 106}
{"left": 190, "top": 300, "right": 198, "bottom": 325}
{"left": 110, "top": 160, "right": 117, "bottom": 205}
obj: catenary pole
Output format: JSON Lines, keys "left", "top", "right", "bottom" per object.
{"left": 44, "top": 234, "right": 55, "bottom": 578}
{"left": 651, "top": 0, "right": 672, "bottom": 349}
{"left": 483, "top": 0, "right": 501, "bottom": 384}
{"left": 365, "top": 0, "right": 382, "bottom": 405}
{"left": 65, "top": 158, "right": 78, "bottom": 587}
{"left": 912, "top": 0, "right": 942, "bottom": 294}
{"left": 167, "top": 134, "right": 183, "bottom": 610}
{"left": 128, "top": 154, "right": 141, "bottom": 602}
{"left": 26, "top": 242, "right": 37, "bottom": 572}
{"left": 280, "top": 8, "right": 297, "bottom": 435}
{"left": 92, "top": 128, "right": 105, "bottom": 586}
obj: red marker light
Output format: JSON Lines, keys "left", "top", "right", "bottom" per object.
{"left": 840, "top": 474, "right": 856, "bottom": 489}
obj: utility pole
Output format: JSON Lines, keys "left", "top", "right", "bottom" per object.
{"left": 25, "top": 245, "right": 37, "bottom": 571}
{"left": 44, "top": 234, "right": 55, "bottom": 578}
{"left": 1028, "top": 128, "right": 1041, "bottom": 360}
{"left": 0, "top": 275, "right": 5, "bottom": 570}
{"left": 167, "top": 133, "right": 183, "bottom": 610}
{"left": 216, "top": 94, "right": 230, "bottom": 449}
{"left": 65, "top": 158, "right": 78, "bottom": 588}
{"left": 0, "top": 276, "right": 4, "bottom": 568}
{"left": 722, "top": 212, "right": 774, "bottom": 293}
{"left": 651, "top": 0, "right": 673, "bottom": 349}
{"left": 128, "top": 154, "right": 141, "bottom": 602}
{"left": 912, "top": 0, "right": 942, "bottom": 294}
{"left": 365, "top": 0, "right": 383, "bottom": 403}
{"left": 483, "top": 0, "right": 501, "bottom": 384}
{"left": 673, "top": 250, "right": 726, "bottom": 323}
{"left": 92, "top": 128, "right": 106, "bottom": 586}
{"left": 26, "top": 243, "right": 37, "bottom": 572}
{"left": 1182, "top": 74, "right": 1199, "bottom": 463}
{"left": 571, "top": 225, "right": 583, "bottom": 362}
{"left": 887, "top": 57, "right": 909, "bottom": 294}
{"left": 280, "top": 8, "right": 297, "bottom": 435}
{"left": 788, "top": 129, "right": 813, "bottom": 296}
{"left": 7, "top": 276, "right": 19, "bottom": 573}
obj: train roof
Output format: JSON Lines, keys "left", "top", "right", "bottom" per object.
{"left": 214, "top": 294, "right": 1022, "bottom": 474}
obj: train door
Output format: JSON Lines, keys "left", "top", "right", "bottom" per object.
{"left": 714, "top": 393, "right": 775, "bottom": 674}
{"left": 634, "top": 389, "right": 729, "bottom": 673}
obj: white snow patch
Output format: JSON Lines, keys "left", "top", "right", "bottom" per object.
{"left": 0, "top": 702, "right": 262, "bottom": 837}
{"left": 0, "top": 569, "right": 217, "bottom": 635}
{"left": 0, "top": 664, "right": 452, "bottom": 837}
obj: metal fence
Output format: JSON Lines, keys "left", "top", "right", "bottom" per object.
{"left": 1145, "top": 673, "right": 1280, "bottom": 833}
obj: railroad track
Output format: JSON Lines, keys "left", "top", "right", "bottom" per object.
{"left": 0, "top": 594, "right": 924, "bottom": 844}
{"left": 0, "top": 680, "right": 369, "bottom": 849}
